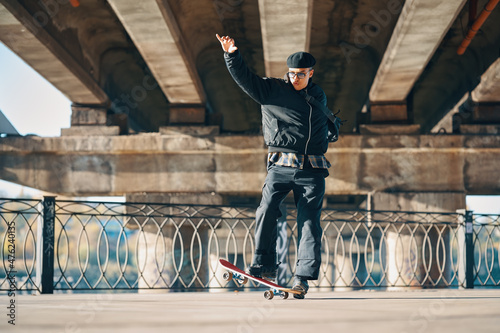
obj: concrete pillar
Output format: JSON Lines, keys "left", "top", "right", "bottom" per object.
{"left": 168, "top": 104, "right": 206, "bottom": 125}
{"left": 371, "top": 192, "right": 465, "bottom": 288}
{"left": 370, "top": 102, "right": 408, "bottom": 123}
{"left": 360, "top": 101, "right": 422, "bottom": 135}
{"left": 61, "top": 104, "right": 126, "bottom": 136}
{"left": 458, "top": 102, "right": 500, "bottom": 134}
{"left": 126, "top": 193, "right": 222, "bottom": 292}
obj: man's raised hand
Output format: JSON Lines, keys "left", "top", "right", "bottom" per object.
{"left": 216, "top": 34, "right": 238, "bottom": 53}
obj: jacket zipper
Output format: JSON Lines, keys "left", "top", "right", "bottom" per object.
{"left": 304, "top": 89, "right": 313, "bottom": 155}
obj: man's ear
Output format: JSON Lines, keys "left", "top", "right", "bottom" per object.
{"left": 309, "top": 69, "right": 314, "bottom": 78}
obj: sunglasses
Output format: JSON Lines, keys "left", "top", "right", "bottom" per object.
{"left": 287, "top": 71, "right": 310, "bottom": 79}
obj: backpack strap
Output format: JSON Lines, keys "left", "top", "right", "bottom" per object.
{"left": 301, "top": 91, "right": 344, "bottom": 142}
{"left": 303, "top": 93, "right": 337, "bottom": 123}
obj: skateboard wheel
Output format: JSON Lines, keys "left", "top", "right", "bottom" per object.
{"left": 264, "top": 290, "right": 274, "bottom": 300}
{"left": 222, "top": 271, "right": 233, "bottom": 281}
{"left": 280, "top": 292, "right": 289, "bottom": 300}
{"left": 238, "top": 277, "right": 248, "bottom": 285}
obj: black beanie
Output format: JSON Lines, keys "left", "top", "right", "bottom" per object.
{"left": 286, "top": 52, "right": 316, "bottom": 68}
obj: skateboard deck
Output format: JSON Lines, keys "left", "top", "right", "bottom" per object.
{"left": 219, "top": 259, "right": 303, "bottom": 300}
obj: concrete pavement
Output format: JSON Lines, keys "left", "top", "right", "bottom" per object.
{"left": 1, "top": 289, "right": 499, "bottom": 333}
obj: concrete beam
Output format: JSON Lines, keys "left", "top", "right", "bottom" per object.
{"left": 437, "top": 59, "right": 500, "bottom": 134}
{"left": 1, "top": 134, "right": 499, "bottom": 196}
{"left": 258, "top": 0, "right": 313, "bottom": 77}
{"left": 471, "top": 58, "right": 500, "bottom": 102}
{"left": 107, "top": 0, "right": 205, "bottom": 104}
{"left": 369, "top": 0, "right": 467, "bottom": 102}
{"left": 0, "top": 2, "right": 107, "bottom": 105}
{"left": 371, "top": 192, "right": 465, "bottom": 212}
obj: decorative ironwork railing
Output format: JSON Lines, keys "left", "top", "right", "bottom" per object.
{"left": 0, "top": 197, "right": 499, "bottom": 293}
{"left": 0, "top": 198, "right": 41, "bottom": 292}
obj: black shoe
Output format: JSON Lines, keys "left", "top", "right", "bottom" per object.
{"left": 292, "top": 276, "right": 309, "bottom": 299}
{"left": 246, "top": 264, "right": 278, "bottom": 280}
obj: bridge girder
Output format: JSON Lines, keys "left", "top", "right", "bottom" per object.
{"left": 1, "top": 132, "right": 499, "bottom": 197}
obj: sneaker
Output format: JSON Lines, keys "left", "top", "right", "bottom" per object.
{"left": 292, "top": 276, "right": 309, "bottom": 299}
{"left": 246, "top": 264, "right": 278, "bottom": 281}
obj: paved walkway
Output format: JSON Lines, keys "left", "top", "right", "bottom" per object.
{"left": 1, "top": 289, "right": 499, "bottom": 333}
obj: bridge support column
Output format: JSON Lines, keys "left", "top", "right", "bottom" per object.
{"left": 369, "top": 102, "right": 408, "bottom": 123}
{"left": 457, "top": 102, "right": 500, "bottom": 134}
{"left": 371, "top": 192, "right": 465, "bottom": 288}
{"left": 168, "top": 104, "right": 206, "bottom": 125}
{"left": 360, "top": 101, "right": 422, "bottom": 134}
{"left": 61, "top": 104, "right": 127, "bottom": 136}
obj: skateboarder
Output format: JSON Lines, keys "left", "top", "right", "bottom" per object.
{"left": 217, "top": 34, "right": 333, "bottom": 299}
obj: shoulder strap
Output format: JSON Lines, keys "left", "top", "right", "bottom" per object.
{"left": 301, "top": 91, "right": 340, "bottom": 124}
{"left": 301, "top": 90, "right": 344, "bottom": 142}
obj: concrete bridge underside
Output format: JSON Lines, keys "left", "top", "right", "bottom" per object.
{"left": 1, "top": 0, "right": 499, "bottom": 133}
{"left": 0, "top": 0, "right": 500, "bottom": 211}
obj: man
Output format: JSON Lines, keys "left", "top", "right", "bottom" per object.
{"left": 217, "top": 34, "right": 332, "bottom": 299}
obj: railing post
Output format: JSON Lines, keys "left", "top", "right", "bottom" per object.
{"left": 464, "top": 210, "right": 475, "bottom": 289}
{"left": 41, "top": 196, "right": 56, "bottom": 294}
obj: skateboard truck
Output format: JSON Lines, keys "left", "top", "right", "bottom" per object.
{"left": 264, "top": 289, "right": 289, "bottom": 300}
{"left": 222, "top": 271, "right": 248, "bottom": 285}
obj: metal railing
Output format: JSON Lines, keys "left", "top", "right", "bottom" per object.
{"left": 1, "top": 197, "right": 499, "bottom": 293}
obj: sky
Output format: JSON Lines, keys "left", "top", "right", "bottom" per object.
{"left": 0, "top": 42, "right": 71, "bottom": 137}
{"left": 0, "top": 42, "right": 499, "bottom": 213}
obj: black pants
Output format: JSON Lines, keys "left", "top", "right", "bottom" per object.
{"left": 252, "top": 163, "right": 328, "bottom": 280}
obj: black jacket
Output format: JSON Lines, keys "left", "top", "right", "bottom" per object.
{"left": 224, "top": 50, "right": 330, "bottom": 155}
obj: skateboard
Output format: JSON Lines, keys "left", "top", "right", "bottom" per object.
{"left": 219, "top": 259, "right": 303, "bottom": 300}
